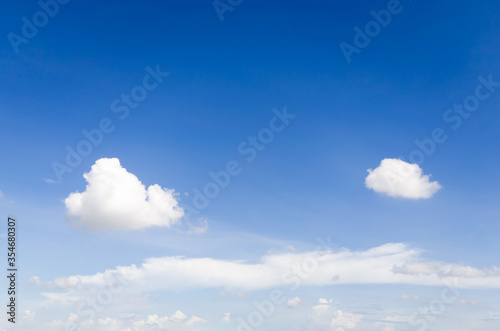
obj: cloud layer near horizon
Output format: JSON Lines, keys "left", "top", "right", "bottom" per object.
{"left": 33, "top": 243, "right": 500, "bottom": 297}
{"left": 65, "top": 158, "right": 184, "bottom": 231}
{"left": 365, "top": 158, "right": 441, "bottom": 199}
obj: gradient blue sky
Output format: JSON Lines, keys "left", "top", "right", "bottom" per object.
{"left": 1, "top": 0, "right": 500, "bottom": 330}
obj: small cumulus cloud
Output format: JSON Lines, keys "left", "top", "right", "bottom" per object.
{"left": 365, "top": 158, "right": 441, "bottom": 199}
{"left": 330, "top": 310, "right": 362, "bottom": 330}
{"left": 286, "top": 297, "right": 302, "bottom": 308}
{"left": 23, "top": 310, "right": 35, "bottom": 319}
{"left": 64, "top": 158, "right": 184, "bottom": 231}
{"left": 28, "top": 276, "right": 41, "bottom": 285}
{"left": 185, "top": 219, "right": 208, "bottom": 235}
{"left": 309, "top": 301, "right": 361, "bottom": 331}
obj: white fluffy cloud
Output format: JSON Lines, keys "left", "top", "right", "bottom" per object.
{"left": 65, "top": 158, "right": 184, "bottom": 231}
{"left": 185, "top": 219, "right": 208, "bottom": 235}
{"left": 309, "top": 300, "right": 362, "bottom": 330}
{"left": 330, "top": 310, "right": 362, "bottom": 330}
{"left": 23, "top": 310, "right": 35, "bottom": 320}
{"left": 286, "top": 296, "right": 302, "bottom": 308}
{"left": 365, "top": 158, "right": 441, "bottom": 199}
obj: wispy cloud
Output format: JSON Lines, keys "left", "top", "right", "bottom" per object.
{"left": 33, "top": 243, "right": 500, "bottom": 300}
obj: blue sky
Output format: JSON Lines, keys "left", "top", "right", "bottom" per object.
{"left": 1, "top": 0, "right": 500, "bottom": 330}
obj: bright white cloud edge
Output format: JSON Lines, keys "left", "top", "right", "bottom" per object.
{"left": 365, "top": 158, "right": 441, "bottom": 199}
{"left": 64, "top": 158, "right": 184, "bottom": 231}
{"left": 33, "top": 243, "right": 500, "bottom": 295}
